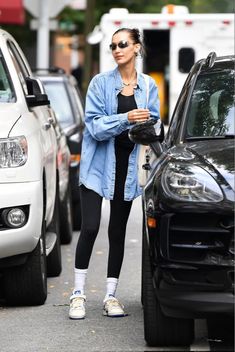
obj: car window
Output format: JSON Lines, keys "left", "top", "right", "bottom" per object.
{"left": 0, "top": 53, "right": 15, "bottom": 102}
{"left": 186, "top": 70, "right": 234, "bottom": 137}
{"left": 42, "top": 81, "right": 75, "bottom": 128}
{"left": 7, "top": 41, "right": 29, "bottom": 96}
{"left": 67, "top": 83, "right": 84, "bottom": 124}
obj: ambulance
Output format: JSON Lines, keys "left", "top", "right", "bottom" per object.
{"left": 88, "top": 5, "right": 234, "bottom": 122}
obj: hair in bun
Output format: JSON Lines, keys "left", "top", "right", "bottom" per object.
{"left": 112, "top": 27, "right": 145, "bottom": 56}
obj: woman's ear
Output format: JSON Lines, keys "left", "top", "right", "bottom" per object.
{"left": 135, "top": 43, "right": 141, "bottom": 55}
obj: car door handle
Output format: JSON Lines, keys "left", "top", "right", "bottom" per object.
{"left": 48, "top": 117, "right": 55, "bottom": 125}
{"left": 44, "top": 122, "right": 51, "bottom": 130}
{"left": 142, "top": 163, "right": 151, "bottom": 171}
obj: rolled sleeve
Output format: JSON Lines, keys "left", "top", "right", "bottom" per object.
{"left": 85, "top": 77, "right": 131, "bottom": 141}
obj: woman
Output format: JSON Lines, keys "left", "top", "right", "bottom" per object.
{"left": 69, "top": 28, "right": 160, "bottom": 319}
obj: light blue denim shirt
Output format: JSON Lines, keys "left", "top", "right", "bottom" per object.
{"left": 79, "top": 66, "right": 160, "bottom": 201}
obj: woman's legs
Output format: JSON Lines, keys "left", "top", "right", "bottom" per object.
{"left": 69, "top": 185, "right": 102, "bottom": 319}
{"left": 104, "top": 143, "right": 134, "bottom": 300}
{"left": 73, "top": 185, "right": 102, "bottom": 293}
{"left": 104, "top": 197, "right": 132, "bottom": 300}
{"left": 103, "top": 195, "right": 132, "bottom": 317}
{"left": 107, "top": 196, "right": 133, "bottom": 279}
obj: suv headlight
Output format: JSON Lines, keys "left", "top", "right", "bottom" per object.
{"left": 162, "top": 162, "right": 223, "bottom": 202}
{"left": 0, "top": 136, "right": 28, "bottom": 168}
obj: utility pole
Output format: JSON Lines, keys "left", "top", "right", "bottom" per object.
{"left": 37, "top": 0, "right": 49, "bottom": 68}
{"left": 83, "top": 0, "right": 96, "bottom": 95}
{"left": 24, "top": 0, "right": 71, "bottom": 68}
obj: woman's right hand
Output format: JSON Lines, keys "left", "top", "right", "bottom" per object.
{"left": 128, "top": 108, "right": 150, "bottom": 124}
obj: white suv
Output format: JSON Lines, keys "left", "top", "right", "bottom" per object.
{"left": 0, "top": 29, "right": 61, "bottom": 305}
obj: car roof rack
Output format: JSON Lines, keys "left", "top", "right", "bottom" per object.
{"left": 205, "top": 52, "right": 217, "bottom": 68}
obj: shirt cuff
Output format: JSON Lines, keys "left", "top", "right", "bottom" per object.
{"left": 119, "top": 112, "right": 130, "bottom": 128}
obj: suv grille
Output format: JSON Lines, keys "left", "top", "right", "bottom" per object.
{"left": 163, "top": 213, "right": 234, "bottom": 265}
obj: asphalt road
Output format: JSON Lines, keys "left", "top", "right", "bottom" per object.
{"left": 0, "top": 198, "right": 233, "bottom": 351}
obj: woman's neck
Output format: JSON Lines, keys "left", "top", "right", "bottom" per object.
{"left": 118, "top": 63, "right": 136, "bottom": 83}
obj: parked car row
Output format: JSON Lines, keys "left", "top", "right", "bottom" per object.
{"left": 129, "top": 53, "right": 234, "bottom": 347}
{"left": 34, "top": 68, "right": 85, "bottom": 231}
{"left": 0, "top": 29, "right": 84, "bottom": 306}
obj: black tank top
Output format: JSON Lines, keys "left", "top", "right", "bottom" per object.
{"left": 114, "top": 93, "right": 137, "bottom": 199}
{"left": 115, "top": 93, "right": 137, "bottom": 150}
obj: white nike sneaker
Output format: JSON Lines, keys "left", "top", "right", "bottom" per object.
{"left": 103, "top": 296, "right": 125, "bottom": 317}
{"left": 69, "top": 294, "right": 86, "bottom": 320}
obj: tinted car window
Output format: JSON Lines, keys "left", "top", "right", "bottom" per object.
{"left": 7, "top": 41, "right": 30, "bottom": 96}
{"left": 0, "top": 55, "right": 15, "bottom": 102}
{"left": 43, "top": 81, "right": 74, "bottom": 128}
{"left": 186, "top": 70, "right": 234, "bottom": 137}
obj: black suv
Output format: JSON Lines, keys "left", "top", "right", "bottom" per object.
{"left": 35, "top": 68, "right": 85, "bottom": 231}
{"left": 129, "top": 53, "right": 234, "bottom": 347}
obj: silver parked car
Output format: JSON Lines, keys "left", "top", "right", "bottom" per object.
{"left": 35, "top": 68, "right": 85, "bottom": 231}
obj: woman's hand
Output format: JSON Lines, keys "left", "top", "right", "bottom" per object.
{"left": 128, "top": 109, "right": 150, "bottom": 123}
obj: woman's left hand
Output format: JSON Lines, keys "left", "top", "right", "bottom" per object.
{"left": 128, "top": 108, "right": 150, "bottom": 123}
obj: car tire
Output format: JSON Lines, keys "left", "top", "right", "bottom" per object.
{"left": 73, "top": 201, "right": 81, "bottom": 231}
{"left": 3, "top": 222, "right": 47, "bottom": 306}
{"left": 60, "top": 185, "right": 73, "bottom": 244}
{"left": 47, "top": 188, "right": 62, "bottom": 277}
{"left": 142, "top": 224, "right": 194, "bottom": 347}
{"left": 141, "top": 212, "right": 145, "bottom": 306}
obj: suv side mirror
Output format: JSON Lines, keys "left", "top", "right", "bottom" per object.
{"left": 128, "top": 119, "right": 164, "bottom": 145}
{"left": 25, "top": 77, "right": 50, "bottom": 107}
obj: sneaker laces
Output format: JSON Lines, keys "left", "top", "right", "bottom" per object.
{"left": 71, "top": 296, "right": 86, "bottom": 309}
{"left": 105, "top": 297, "right": 123, "bottom": 309}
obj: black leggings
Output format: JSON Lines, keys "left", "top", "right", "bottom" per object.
{"left": 75, "top": 184, "right": 132, "bottom": 278}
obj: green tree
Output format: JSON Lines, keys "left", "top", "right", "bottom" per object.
{"left": 192, "top": 0, "right": 234, "bottom": 13}
{"left": 58, "top": 0, "right": 233, "bottom": 34}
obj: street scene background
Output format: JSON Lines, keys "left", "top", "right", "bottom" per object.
{"left": 0, "top": 1, "right": 234, "bottom": 351}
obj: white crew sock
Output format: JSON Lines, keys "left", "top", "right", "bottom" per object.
{"left": 73, "top": 268, "right": 88, "bottom": 296}
{"left": 104, "top": 277, "right": 118, "bottom": 301}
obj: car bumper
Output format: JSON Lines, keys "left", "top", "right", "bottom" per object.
{"left": 152, "top": 264, "right": 234, "bottom": 318}
{"left": 0, "top": 181, "right": 43, "bottom": 259}
{"left": 157, "top": 285, "right": 234, "bottom": 318}
{"left": 148, "top": 211, "right": 234, "bottom": 318}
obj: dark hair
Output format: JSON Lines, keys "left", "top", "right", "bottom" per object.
{"left": 112, "top": 28, "right": 145, "bottom": 56}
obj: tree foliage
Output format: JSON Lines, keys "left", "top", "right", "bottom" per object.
{"left": 0, "top": 0, "right": 233, "bottom": 54}
{"left": 58, "top": 0, "right": 234, "bottom": 34}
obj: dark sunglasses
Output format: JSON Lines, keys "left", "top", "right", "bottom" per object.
{"left": 109, "top": 40, "right": 134, "bottom": 51}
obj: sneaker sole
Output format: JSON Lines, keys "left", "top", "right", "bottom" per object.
{"left": 69, "top": 314, "right": 85, "bottom": 320}
{"left": 103, "top": 310, "right": 125, "bottom": 317}
{"left": 69, "top": 315, "right": 86, "bottom": 320}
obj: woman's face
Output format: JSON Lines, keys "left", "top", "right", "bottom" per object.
{"left": 111, "top": 31, "right": 140, "bottom": 66}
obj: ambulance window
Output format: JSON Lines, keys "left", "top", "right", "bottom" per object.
{"left": 178, "top": 48, "right": 195, "bottom": 73}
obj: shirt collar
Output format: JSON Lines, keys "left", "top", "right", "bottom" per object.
{"left": 113, "top": 67, "right": 144, "bottom": 91}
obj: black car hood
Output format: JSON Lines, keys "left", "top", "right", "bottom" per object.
{"left": 169, "top": 139, "right": 234, "bottom": 191}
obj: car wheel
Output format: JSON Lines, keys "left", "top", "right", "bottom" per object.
{"left": 47, "top": 188, "right": 62, "bottom": 277}
{"left": 60, "top": 185, "right": 73, "bottom": 244}
{"left": 73, "top": 201, "right": 81, "bottom": 231}
{"left": 142, "top": 223, "right": 194, "bottom": 347}
{"left": 3, "top": 222, "right": 47, "bottom": 306}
